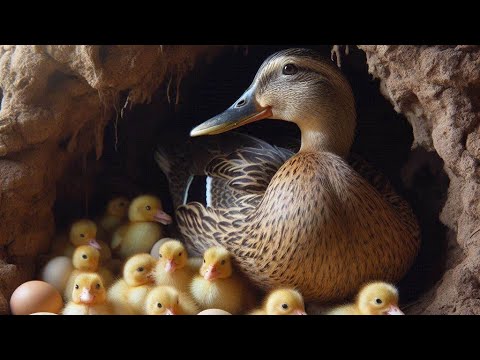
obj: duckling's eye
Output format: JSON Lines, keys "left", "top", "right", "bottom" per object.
{"left": 203, "top": 259, "right": 206, "bottom": 263}
{"left": 80, "top": 234, "right": 85, "bottom": 238}
{"left": 375, "top": 298, "right": 383, "bottom": 304}
{"left": 157, "top": 303, "right": 162, "bottom": 308}
{"left": 137, "top": 267, "right": 144, "bottom": 272}
{"left": 281, "top": 303, "right": 289, "bottom": 309}
{"left": 82, "top": 254, "right": 88, "bottom": 259}
{"left": 159, "top": 254, "right": 162, "bottom": 258}
{"left": 179, "top": 252, "right": 182, "bottom": 256}
{"left": 145, "top": 205, "right": 151, "bottom": 211}
{"left": 75, "top": 284, "right": 79, "bottom": 289}
{"left": 221, "top": 260, "right": 226, "bottom": 265}
{"left": 96, "top": 283, "right": 101, "bottom": 289}
{"left": 282, "top": 64, "right": 298, "bottom": 75}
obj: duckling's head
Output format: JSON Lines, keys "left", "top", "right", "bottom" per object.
{"left": 200, "top": 246, "right": 232, "bottom": 281}
{"left": 71, "top": 273, "right": 106, "bottom": 305}
{"left": 356, "top": 282, "right": 404, "bottom": 315}
{"left": 265, "top": 288, "right": 307, "bottom": 315}
{"left": 123, "top": 253, "right": 156, "bottom": 287}
{"left": 144, "top": 286, "right": 180, "bottom": 315}
{"left": 69, "top": 219, "right": 101, "bottom": 250}
{"left": 106, "top": 196, "right": 130, "bottom": 218}
{"left": 158, "top": 240, "right": 188, "bottom": 273}
{"left": 128, "top": 195, "right": 172, "bottom": 225}
{"left": 191, "top": 48, "right": 356, "bottom": 157}
{"left": 72, "top": 245, "right": 100, "bottom": 272}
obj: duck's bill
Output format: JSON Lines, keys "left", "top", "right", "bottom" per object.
{"left": 190, "top": 92, "right": 272, "bottom": 137}
{"left": 385, "top": 305, "right": 404, "bottom": 315}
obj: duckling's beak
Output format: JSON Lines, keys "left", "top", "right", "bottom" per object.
{"left": 80, "top": 288, "right": 94, "bottom": 304}
{"left": 153, "top": 210, "right": 173, "bottom": 225}
{"left": 165, "top": 308, "right": 177, "bottom": 315}
{"left": 204, "top": 264, "right": 218, "bottom": 280}
{"left": 165, "top": 259, "right": 177, "bottom": 273}
{"left": 88, "top": 239, "right": 102, "bottom": 251}
{"left": 190, "top": 87, "right": 273, "bottom": 137}
{"left": 294, "top": 309, "right": 307, "bottom": 315}
{"left": 385, "top": 305, "right": 404, "bottom": 315}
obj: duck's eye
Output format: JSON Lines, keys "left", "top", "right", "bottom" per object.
{"left": 82, "top": 254, "right": 88, "bottom": 259}
{"left": 80, "top": 234, "right": 85, "bottom": 238}
{"left": 96, "top": 283, "right": 101, "bottom": 289}
{"left": 203, "top": 259, "right": 206, "bottom": 263}
{"left": 75, "top": 284, "right": 79, "bottom": 289}
{"left": 179, "top": 252, "right": 182, "bottom": 256}
{"left": 146, "top": 205, "right": 151, "bottom": 211}
{"left": 375, "top": 298, "right": 383, "bottom": 304}
{"left": 282, "top": 303, "right": 289, "bottom": 309}
{"left": 159, "top": 254, "right": 163, "bottom": 258}
{"left": 137, "top": 267, "right": 144, "bottom": 272}
{"left": 157, "top": 303, "right": 162, "bottom": 308}
{"left": 282, "top": 64, "right": 298, "bottom": 75}
{"left": 221, "top": 260, "right": 226, "bottom": 265}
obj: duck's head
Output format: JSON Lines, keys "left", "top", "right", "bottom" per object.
{"left": 72, "top": 245, "right": 100, "bottom": 272}
{"left": 158, "top": 240, "right": 188, "bottom": 273}
{"left": 106, "top": 196, "right": 130, "bottom": 218}
{"left": 265, "top": 288, "right": 307, "bottom": 315}
{"left": 356, "top": 282, "right": 404, "bottom": 315}
{"left": 71, "top": 273, "right": 106, "bottom": 305}
{"left": 200, "top": 246, "right": 232, "bottom": 281}
{"left": 123, "top": 253, "right": 157, "bottom": 287}
{"left": 69, "top": 219, "right": 101, "bottom": 250}
{"left": 144, "top": 286, "right": 180, "bottom": 315}
{"left": 128, "top": 195, "right": 172, "bottom": 225}
{"left": 191, "top": 48, "right": 356, "bottom": 157}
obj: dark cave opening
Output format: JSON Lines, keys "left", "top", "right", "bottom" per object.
{"left": 52, "top": 45, "right": 450, "bottom": 305}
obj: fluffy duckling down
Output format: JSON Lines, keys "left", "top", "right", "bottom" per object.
{"left": 107, "top": 253, "right": 157, "bottom": 315}
{"left": 62, "top": 273, "right": 112, "bottom": 315}
{"left": 144, "top": 286, "right": 199, "bottom": 315}
{"left": 64, "top": 245, "right": 113, "bottom": 301}
{"left": 190, "top": 246, "right": 253, "bottom": 314}
{"left": 112, "top": 195, "right": 172, "bottom": 259}
{"left": 98, "top": 196, "right": 130, "bottom": 237}
{"left": 326, "top": 282, "right": 404, "bottom": 315}
{"left": 249, "top": 288, "right": 307, "bottom": 315}
{"left": 153, "top": 240, "right": 195, "bottom": 293}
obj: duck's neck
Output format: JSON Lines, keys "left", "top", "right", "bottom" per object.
{"left": 298, "top": 117, "right": 354, "bottom": 158}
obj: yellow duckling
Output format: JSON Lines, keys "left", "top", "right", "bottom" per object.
{"left": 64, "top": 245, "right": 114, "bottom": 301}
{"left": 326, "top": 282, "right": 404, "bottom": 315}
{"left": 107, "top": 253, "right": 157, "bottom": 315}
{"left": 62, "top": 273, "right": 112, "bottom": 315}
{"left": 111, "top": 195, "right": 172, "bottom": 259}
{"left": 249, "top": 288, "right": 307, "bottom": 315}
{"left": 190, "top": 246, "right": 252, "bottom": 314}
{"left": 153, "top": 240, "right": 195, "bottom": 293}
{"left": 144, "top": 286, "right": 199, "bottom": 315}
{"left": 98, "top": 197, "right": 130, "bottom": 234}
{"left": 51, "top": 219, "right": 111, "bottom": 262}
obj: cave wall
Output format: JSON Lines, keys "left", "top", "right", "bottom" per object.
{"left": 0, "top": 45, "right": 223, "bottom": 312}
{"left": 359, "top": 45, "right": 480, "bottom": 314}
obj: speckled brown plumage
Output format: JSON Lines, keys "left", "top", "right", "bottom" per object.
{"left": 157, "top": 49, "right": 421, "bottom": 302}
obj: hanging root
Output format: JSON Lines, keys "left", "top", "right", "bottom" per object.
{"left": 331, "top": 45, "right": 350, "bottom": 68}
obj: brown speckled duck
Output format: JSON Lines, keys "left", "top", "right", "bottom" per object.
{"left": 155, "top": 48, "right": 420, "bottom": 303}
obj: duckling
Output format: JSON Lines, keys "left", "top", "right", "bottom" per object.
{"left": 51, "top": 219, "right": 112, "bottom": 262}
{"left": 248, "top": 288, "right": 307, "bottom": 315}
{"left": 326, "top": 282, "right": 404, "bottom": 315}
{"left": 107, "top": 253, "right": 156, "bottom": 315}
{"left": 63, "top": 245, "right": 114, "bottom": 301}
{"left": 153, "top": 240, "right": 195, "bottom": 292}
{"left": 62, "top": 273, "right": 112, "bottom": 315}
{"left": 144, "top": 286, "right": 199, "bottom": 315}
{"left": 190, "top": 246, "right": 252, "bottom": 314}
{"left": 111, "top": 195, "right": 172, "bottom": 259}
{"left": 98, "top": 196, "right": 130, "bottom": 237}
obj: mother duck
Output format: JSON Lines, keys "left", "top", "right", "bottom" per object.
{"left": 156, "top": 48, "right": 420, "bottom": 302}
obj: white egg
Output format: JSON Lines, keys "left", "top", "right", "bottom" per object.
{"left": 150, "top": 238, "right": 171, "bottom": 259}
{"left": 40, "top": 256, "right": 73, "bottom": 293}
